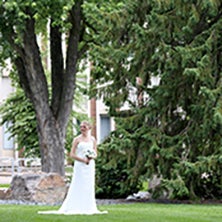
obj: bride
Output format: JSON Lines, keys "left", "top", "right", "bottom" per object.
{"left": 39, "top": 121, "right": 107, "bottom": 215}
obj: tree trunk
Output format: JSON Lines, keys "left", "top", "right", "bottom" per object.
{"left": 4, "top": 1, "right": 83, "bottom": 176}
{"left": 37, "top": 110, "right": 65, "bottom": 175}
{"left": 20, "top": 16, "right": 67, "bottom": 175}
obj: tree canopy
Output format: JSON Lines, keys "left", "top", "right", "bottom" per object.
{"left": 90, "top": 0, "right": 222, "bottom": 199}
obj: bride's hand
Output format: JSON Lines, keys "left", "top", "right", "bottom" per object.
{"left": 84, "top": 158, "right": 90, "bottom": 165}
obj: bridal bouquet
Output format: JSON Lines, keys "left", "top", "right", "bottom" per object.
{"left": 85, "top": 149, "right": 97, "bottom": 159}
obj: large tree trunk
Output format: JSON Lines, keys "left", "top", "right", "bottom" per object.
{"left": 37, "top": 109, "right": 65, "bottom": 175}
{"left": 20, "top": 17, "right": 67, "bottom": 175}
{"left": 11, "top": 1, "right": 83, "bottom": 176}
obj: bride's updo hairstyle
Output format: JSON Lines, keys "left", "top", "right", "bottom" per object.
{"left": 81, "top": 120, "right": 92, "bottom": 130}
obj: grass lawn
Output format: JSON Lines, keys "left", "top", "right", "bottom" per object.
{"left": 0, "top": 203, "right": 221, "bottom": 222}
{"left": 0, "top": 184, "right": 10, "bottom": 188}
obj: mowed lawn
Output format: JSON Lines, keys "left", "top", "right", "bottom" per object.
{"left": 0, "top": 203, "right": 221, "bottom": 222}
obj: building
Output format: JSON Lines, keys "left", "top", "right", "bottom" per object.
{"left": 89, "top": 97, "right": 115, "bottom": 143}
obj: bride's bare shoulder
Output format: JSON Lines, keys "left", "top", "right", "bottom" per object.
{"left": 73, "top": 135, "right": 82, "bottom": 144}
{"left": 91, "top": 136, "right": 97, "bottom": 142}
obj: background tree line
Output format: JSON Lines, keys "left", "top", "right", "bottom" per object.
{"left": 1, "top": 0, "right": 222, "bottom": 200}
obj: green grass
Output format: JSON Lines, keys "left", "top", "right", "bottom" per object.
{"left": 0, "top": 203, "right": 221, "bottom": 222}
{"left": 0, "top": 184, "right": 10, "bottom": 189}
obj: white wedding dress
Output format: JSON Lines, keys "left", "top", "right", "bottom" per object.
{"left": 38, "top": 141, "right": 107, "bottom": 215}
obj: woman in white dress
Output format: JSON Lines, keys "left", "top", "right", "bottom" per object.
{"left": 39, "top": 121, "right": 107, "bottom": 215}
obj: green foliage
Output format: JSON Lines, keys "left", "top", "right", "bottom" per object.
{"left": 0, "top": 88, "right": 39, "bottom": 157}
{"left": 90, "top": 0, "right": 222, "bottom": 200}
{"left": 96, "top": 115, "right": 149, "bottom": 198}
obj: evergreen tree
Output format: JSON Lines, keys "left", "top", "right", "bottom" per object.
{"left": 90, "top": 0, "right": 222, "bottom": 199}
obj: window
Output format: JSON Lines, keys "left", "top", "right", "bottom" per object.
{"left": 3, "top": 122, "right": 14, "bottom": 150}
{"left": 100, "top": 116, "right": 111, "bottom": 142}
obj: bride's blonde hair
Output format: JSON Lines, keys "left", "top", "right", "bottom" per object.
{"left": 81, "top": 120, "right": 92, "bottom": 129}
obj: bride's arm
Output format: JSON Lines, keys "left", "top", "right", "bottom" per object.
{"left": 70, "top": 138, "right": 89, "bottom": 164}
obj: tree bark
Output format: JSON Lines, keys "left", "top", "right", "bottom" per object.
{"left": 9, "top": 1, "right": 83, "bottom": 176}
{"left": 20, "top": 16, "right": 66, "bottom": 175}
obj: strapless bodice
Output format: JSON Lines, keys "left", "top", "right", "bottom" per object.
{"left": 76, "top": 141, "right": 94, "bottom": 158}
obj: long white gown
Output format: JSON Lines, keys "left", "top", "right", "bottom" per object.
{"left": 38, "top": 141, "right": 107, "bottom": 215}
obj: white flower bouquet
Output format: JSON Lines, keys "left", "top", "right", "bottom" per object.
{"left": 85, "top": 149, "right": 97, "bottom": 159}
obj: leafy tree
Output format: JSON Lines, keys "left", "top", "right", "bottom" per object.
{"left": 91, "top": 0, "right": 222, "bottom": 199}
{"left": 0, "top": 0, "right": 94, "bottom": 175}
{"left": 0, "top": 88, "right": 39, "bottom": 157}
{"left": 0, "top": 72, "right": 88, "bottom": 158}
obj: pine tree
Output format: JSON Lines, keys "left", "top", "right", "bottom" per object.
{"left": 90, "top": 0, "right": 222, "bottom": 199}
